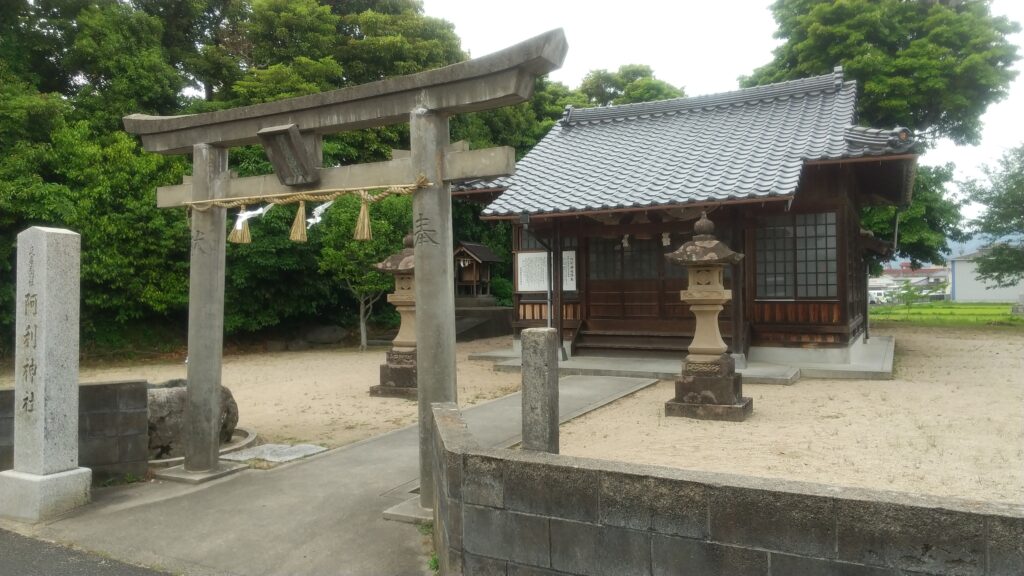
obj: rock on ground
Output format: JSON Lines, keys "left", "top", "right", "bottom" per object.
{"left": 147, "top": 381, "right": 239, "bottom": 459}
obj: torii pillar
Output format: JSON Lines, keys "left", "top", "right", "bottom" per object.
{"left": 123, "top": 30, "right": 568, "bottom": 494}
{"left": 410, "top": 108, "right": 455, "bottom": 507}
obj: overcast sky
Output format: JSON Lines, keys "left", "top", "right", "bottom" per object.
{"left": 421, "top": 0, "right": 1024, "bottom": 216}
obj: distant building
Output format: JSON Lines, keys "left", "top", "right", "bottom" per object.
{"left": 871, "top": 262, "right": 949, "bottom": 300}
{"left": 950, "top": 250, "right": 1024, "bottom": 302}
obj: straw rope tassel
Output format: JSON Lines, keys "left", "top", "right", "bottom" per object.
{"left": 290, "top": 200, "right": 308, "bottom": 242}
{"left": 227, "top": 206, "right": 251, "bottom": 244}
{"left": 353, "top": 191, "right": 372, "bottom": 241}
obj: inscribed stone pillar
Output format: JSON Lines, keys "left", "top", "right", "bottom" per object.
{"left": 521, "top": 328, "right": 559, "bottom": 453}
{"left": 0, "top": 227, "right": 91, "bottom": 522}
{"left": 185, "top": 143, "right": 229, "bottom": 472}
{"left": 410, "top": 106, "right": 456, "bottom": 509}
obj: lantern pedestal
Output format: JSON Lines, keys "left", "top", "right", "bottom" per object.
{"left": 371, "top": 235, "right": 419, "bottom": 399}
{"left": 665, "top": 353, "right": 752, "bottom": 421}
{"left": 372, "top": 348, "right": 418, "bottom": 399}
{"left": 663, "top": 212, "right": 752, "bottom": 422}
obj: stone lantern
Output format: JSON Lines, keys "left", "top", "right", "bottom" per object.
{"left": 664, "top": 212, "right": 752, "bottom": 421}
{"left": 370, "top": 234, "right": 418, "bottom": 399}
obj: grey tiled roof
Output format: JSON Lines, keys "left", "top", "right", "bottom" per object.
{"left": 455, "top": 241, "right": 502, "bottom": 263}
{"left": 482, "top": 68, "right": 915, "bottom": 217}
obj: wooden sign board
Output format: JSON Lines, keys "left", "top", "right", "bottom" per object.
{"left": 515, "top": 251, "right": 576, "bottom": 293}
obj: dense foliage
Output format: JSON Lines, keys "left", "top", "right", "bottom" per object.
{"left": 963, "top": 145, "right": 1024, "bottom": 287}
{"left": 0, "top": 0, "right": 656, "bottom": 354}
{"left": 745, "top": 0, "right": 1020, "bottom": 267}
{"left": 745, "top": 0, "right": 1020, "bottom": 145}
{"left": 579, "top": 64, "right": 683, "bottom": 106}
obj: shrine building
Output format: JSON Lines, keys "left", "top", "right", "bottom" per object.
{"left": 464, "top": 68, "right": 917, "bottom": 363}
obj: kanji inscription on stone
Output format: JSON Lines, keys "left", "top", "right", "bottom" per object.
{"left": 413, "top": 213, "right": 439, "bottom": 246}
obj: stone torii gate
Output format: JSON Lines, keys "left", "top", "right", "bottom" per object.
{"left": 124, "top": 30, "right": 568, "bottom": 502}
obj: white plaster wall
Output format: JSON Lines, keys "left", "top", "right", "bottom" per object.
{"left": 951, "top": 259, "right": 1024, "bottom": 302}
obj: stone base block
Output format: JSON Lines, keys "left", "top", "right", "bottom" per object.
{"left": 374, "top": 351, "right": 417, "bottom": 398}
{"left": 665, "top": 397, "right": 753, "bottom": 422}
{"left": 383, "top": 495, "right": 433, "bottom": 524}
{"left": 675, "top": 373, "right": 743, "bottom": 406}
{"left": 369, "top": 384, "right": 418, "bottom": 399}
{"left": 0, "top": 467, "right": 91, "bottom": 522}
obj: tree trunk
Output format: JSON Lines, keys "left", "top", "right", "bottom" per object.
{"left": 359, "top": 298, "right": 368, "bottom": 351}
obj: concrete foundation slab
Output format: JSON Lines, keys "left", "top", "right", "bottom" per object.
{"left": 749, "top": 335, "right": 896, "bottom": 380}
{"left": 489, "top": 354, "right": 801, "bottom": 384}
{"left": 221, "top": 444, "right": 326, "bottom": 464}
{"left": 153, "top": 461, "right": 247, "bottom": 484}
{"left": 0, "top": 467, "right": 91, "bottom": 523}
{"left": 478, "top": 334, "right": 897, "bottom": 382}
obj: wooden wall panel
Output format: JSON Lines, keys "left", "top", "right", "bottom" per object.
{"left": 516, "top": 302, "right": 580, "bottom": 322}
{"left": 752, "top": 301, "right": 842, "bottom": 325}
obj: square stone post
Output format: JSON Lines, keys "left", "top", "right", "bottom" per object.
{"left": 0, "top": 227, "right": 91, "bottom": 522}
{"left": 185, "top": 143, "right": 229, "bottom": 472}
{"left": 411, "top": 106, "right": 457, "bottom": 509}
{"left": 521, "top": 328, "right": 559, "bottom": 453}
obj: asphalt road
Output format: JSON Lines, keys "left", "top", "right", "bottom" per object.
{"left": 0, "top": 528, "right": 171, "bottom": 576}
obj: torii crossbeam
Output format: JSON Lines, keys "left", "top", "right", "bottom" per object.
{"left": 124, "top": 29, "right": 568, "bottom": 505}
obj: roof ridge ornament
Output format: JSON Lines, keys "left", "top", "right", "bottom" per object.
{"left": 833, "top": 65, "right": 844, "bottom": 87}
{"left": 560, "top": 105, "right": 574, "bottom": 125}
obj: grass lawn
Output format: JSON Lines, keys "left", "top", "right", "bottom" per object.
{"left": 870, "top": 301, "right": 1023, "bottom": 327}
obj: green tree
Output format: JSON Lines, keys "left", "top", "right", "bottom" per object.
{"left": 319, "top": 195, "right": 412, "bottom": 350}
{"left": 223, "top": 206, "right": 341, "bottom": 334}
{"left": 0, "top": 0, "right": 93, "bottom": 95}
{"left": 579, "top": 64, "right": 683, "bottom": 106}
{"left": 861, "top": 164, "right": 967, "bottom": 270}
{"left": 68, "top": 2, "right": 185, "bottom": 130}
{"left": 963, "top": 145, "right": 1024, "bottom": 287}
{"left": 0, "top": 70, "right": 74, "bottom": 353}
{"left": 247, "top": 0, "right": 339, "bottom": 66}
{"left": 133, "top": 0, "right": 249, "bottom": 101}
{"left": 334, "top": 7, "right": 463, "bottom": 85}
{"left": 46, "top": 123, "right": 191, "bottom": 326}
{"left": 745, "top": 0, "right": 1020, "bottom": 145}
{"left": 233, "top": 57, "right": 345, "bottom": 103}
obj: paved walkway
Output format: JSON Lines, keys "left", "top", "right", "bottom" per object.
{"left": 0, "top": 528, "right": 171, "bottom": 576}
{"left": 0, "top": 376, "right": 655, "bottom": 576}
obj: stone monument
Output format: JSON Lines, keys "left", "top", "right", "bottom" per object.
{"left": 664, "top": 213, "right": 753, "bottom": 421}
{"left": 371, "top": 235, "right": 417, "bottom": 399}
{"left": 521, "top": 328, "right": 559, "bottom": 453}
{"left": 0, "top": 227, "right": 91, "bottom": 522}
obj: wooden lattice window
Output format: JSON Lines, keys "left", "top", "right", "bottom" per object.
{"left": 588, "top": 237, "right": 621, "bottom": 280}
{"left": 756, "top": 212, "right": 838, "bottom": 300}
{"left": 795, "top": 213, "right": 838, "bottom": 298}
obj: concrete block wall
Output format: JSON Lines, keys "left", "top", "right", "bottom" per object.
{"left": 431, "top": 403, "right": 1024, "bottom": 576}
{"left": 0, "top": 380, "right": 149, "bottom": 483}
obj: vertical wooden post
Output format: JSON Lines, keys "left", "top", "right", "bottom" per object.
{"left": 731, "top": 214, "right": 746, "bottom": 357}
{"left": 552, "top": 220, "right": 564, "bottom": 355}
